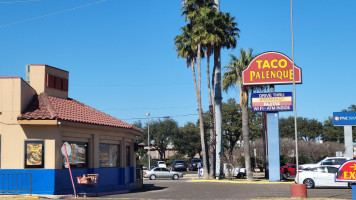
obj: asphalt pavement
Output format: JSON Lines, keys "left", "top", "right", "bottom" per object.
{"left": 61, "top": 172, "right": 352, "bottom": 200}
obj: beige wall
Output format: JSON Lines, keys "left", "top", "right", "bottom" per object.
{"left": 1, "top": 121, "right": 137, "bottom": 170}
{"left": 0, "top": 76, "right": 138, "bottom": 170}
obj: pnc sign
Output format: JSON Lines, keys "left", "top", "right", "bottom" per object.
{"left": 336, "top": 160, "right": 356, "bottom": 182}
{"left": 242, "top": 52, "right": 302, "bottom": 85}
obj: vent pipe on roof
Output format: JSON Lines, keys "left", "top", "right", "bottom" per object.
{"left": 25, "top": 65, "right": 30, "bottom": 83}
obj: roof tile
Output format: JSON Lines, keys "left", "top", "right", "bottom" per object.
{"left": 18, "top": 93, "right": 142, "bottom": 132}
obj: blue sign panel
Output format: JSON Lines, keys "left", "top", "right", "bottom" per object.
{"left": 251, "top": 92, "right": 293, "bottom": 112}
{"left": 333, "top": 112, "right": 356, "bottom": 126}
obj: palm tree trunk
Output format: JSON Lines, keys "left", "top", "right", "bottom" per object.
{"left": 241, "top": 87, "right": 253, "bottom": 181}
{"left": 206, "top": 48, "right": 215, "bottom": 179}
{"left": 193, "top": 43, "right": 209, "bottom": 179}
{"left": 214, "top": 45, "right": 223, "bottom": 178}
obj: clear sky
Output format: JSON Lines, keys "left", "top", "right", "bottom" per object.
{"left": 1, "top": 0, "right": 355, "bottom": 127}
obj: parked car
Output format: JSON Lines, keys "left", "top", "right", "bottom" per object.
{"left": 157, "top": 161, "right": 166, "bottom": 168}
{"left": 223, "top": 163, "right": 246, "bottom": 179}
{"left": 299, "top": 157, "right": 350, "bottom": 169}
{"left": 171, "top": 160, "right": 187, "bottom": 171}
{"left": 281, "top": 164, "right": 296, "bottom": 179}
{"left": 188, "top": 158, "right": 202, "bottom": 171}
{"left": 143, "top": 167, "right": 183, "bottom": 180}
{"left": 295, "top": 166, "right": 350, "bottom": 189}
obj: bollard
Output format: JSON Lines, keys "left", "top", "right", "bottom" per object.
{"left": 290, "top": 184, "right": 307, "bottom": 198}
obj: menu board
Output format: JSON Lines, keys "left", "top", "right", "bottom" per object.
{"left": 25, "top": 141, "right": 44, "bottom": 168}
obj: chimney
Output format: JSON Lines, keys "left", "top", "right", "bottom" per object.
{"left": 28, "top": 64, "right": 69, "bottom": 99}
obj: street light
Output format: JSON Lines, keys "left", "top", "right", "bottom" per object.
{"left": 146, "top": 113, "right": 150, "bottom": 170}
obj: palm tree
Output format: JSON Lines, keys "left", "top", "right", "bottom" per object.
{"left": 194, "top": 5, "right": 218, "bottom": 179}
{"left": 179, "top": 0, "right": 217, "bottom": 179}
{"left": 223, "top": 48, "right": 267, "bottom": 181}
{"left": 213, "top": 11, "right": 240, "bottom": 177}
{"left": 174, "top": 23, "right": 210, "bottom": 179}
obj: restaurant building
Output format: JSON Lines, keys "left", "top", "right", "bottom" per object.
{"left": 0, "top": 64, "right": 142, "bottom": 195}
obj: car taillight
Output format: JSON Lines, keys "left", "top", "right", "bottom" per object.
{"left": 144, "top": 172, "right": 147, "bottom": 175}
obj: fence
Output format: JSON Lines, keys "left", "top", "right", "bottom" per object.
{"left": 0, "top": 173, "right": 32, "bottom": 195}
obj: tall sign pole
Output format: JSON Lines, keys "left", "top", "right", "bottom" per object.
{"left": 214, "top": 0, "right": 223, "bottom": 179}
{"left": 290, "top": 0, "right": 300, "bottom": 183}
{"left": 242, "top": 51, "right": 302, "bottom": 181}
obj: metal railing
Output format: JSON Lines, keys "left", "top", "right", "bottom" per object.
{"left": 0, "top": 173, "right": 32, "bottom": 195}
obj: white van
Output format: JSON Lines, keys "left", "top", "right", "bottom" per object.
{"left": 299, "top": 157, "right": 350, "bottom": 169}
{"left": 157, "top": 161, "right": 166, "bottom": 168}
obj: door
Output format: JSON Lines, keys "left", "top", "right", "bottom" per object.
{"left": 161, "top": 168, "right": 171, "bottom": 178}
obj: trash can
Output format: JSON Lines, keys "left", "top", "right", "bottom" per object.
{"left": 136, "top": 165, "right": 143, "bottom": 189}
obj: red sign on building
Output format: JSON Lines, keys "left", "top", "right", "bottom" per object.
{"left": 336, "top": 160, "right": 356, "bottom": 182}
{"left": 242, "top": 52, "right": 302, "bottom": 86}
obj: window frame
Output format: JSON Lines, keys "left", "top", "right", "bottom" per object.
{"left": 62, "top": 141, "right": 88, "bottom": 169}
{"left": 99, "top": 143, "right": 120, "bottom": 168}
{"left": 24, "top": 141, "right": 45, "bottom": 169}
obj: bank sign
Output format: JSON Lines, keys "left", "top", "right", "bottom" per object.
{"left": 336, "top": 160, "right": 356, "bottom": 183}
{"left": 242, "top": 52, "right": 302, "bottom": 85}
{"left": 251, "top": 92, "right": 293, "bottom": 112}
{"left": 333, "top": 112, "right": 356, "bottom": 126}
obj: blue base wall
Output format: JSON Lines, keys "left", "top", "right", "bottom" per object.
{"left": 0, "top": 167, "right": 136, "bottom": 195}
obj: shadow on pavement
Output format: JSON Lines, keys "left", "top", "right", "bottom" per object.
{"left": 128, "top": 184, "right": 167, "bottom": 194}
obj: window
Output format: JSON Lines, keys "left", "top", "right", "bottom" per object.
{"left": 314, "top": 167, "right": 326, "bottom": 173}
{"left": 322, "top": 160, "right": 333, "bottom": 165}
{"left": 327, "top": 167, "right": 338, "bottom": 173}
{"left": 46, "top": 74, "right": 68, "bottom": 91}
{"left": 334, "top": 159, "right": 347, "bottom": 165}
{"left": 99, "top": 143, "right": 120, "bottom": 168}
{"left": 126, "top": 146, "right": 130, "bottom": 167}
{"left": 62, "top": 142, "right": 88, "bottom": 168}
{"left": 25, "top": 141, "right": 44, "bottom": 168}
{"left": 161, "top": 168, "right": 169, "bottom": 172}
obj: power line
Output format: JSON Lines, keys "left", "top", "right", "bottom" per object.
{"left": 120, "top": 113, "right": 199, "bottom": 121}
{"left": 0, "top": 0, "right": 45, "bottom": 3}
{"left": 0, "top": 0, "right": 106, "bottom": 29}
{"left": 71, "top": 82, "right": 192, "bottom": 87}
{"left": 100, "top": 105, "right": 208, "bottom": 111}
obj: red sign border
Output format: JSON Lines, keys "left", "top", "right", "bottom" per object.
{"left": 242, "top": 51, "right": 302, "bottom": 86}
{"left": 336, "top": 159, "right": 356, "bottom": 183}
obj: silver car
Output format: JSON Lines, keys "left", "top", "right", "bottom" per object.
{"left": 144, "top": 167, "right": 183, "bottom": 180}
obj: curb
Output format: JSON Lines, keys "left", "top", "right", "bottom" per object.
{"left": 189, "top": 179, "right": 294, "bottom": 184}
{"left": 0, "top": 195, "right": 39, "bottom": 199}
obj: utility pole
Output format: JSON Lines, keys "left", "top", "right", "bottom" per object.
{"left": 214, "top": 0, "right": 223, "bottom": 179}
{"left": 146, "top": 113, "right": 151, "bottom": 170}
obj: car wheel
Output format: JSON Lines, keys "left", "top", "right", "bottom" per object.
{"left": 285, "top": 171, "right": 291, "bottom": 177}
{"left": 348, "top": 183, "right": 353, "bottom": 189}
{"left": 303, "top": 178, "right": 315, "bottom": 189}
{"left": 172, "top": 174, "right": 179, "bottom": 180}
{"left": 150, "top": 175, "right": 156, "bottom": 180}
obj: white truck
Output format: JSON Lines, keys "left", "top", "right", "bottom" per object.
{"left": 223, "top": 163, "right": 246, "bottom": 179}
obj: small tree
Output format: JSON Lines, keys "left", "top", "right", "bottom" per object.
{"left": 171, "top": 122, "right": 202, "bottom": 159}
{"left": 149, "top": 118, "right": 179, "bottom": 160}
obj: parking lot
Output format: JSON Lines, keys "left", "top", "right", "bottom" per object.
{"left": 76, "top": 171, "right": 352, "bottom": 200}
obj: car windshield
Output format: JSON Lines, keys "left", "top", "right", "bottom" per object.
{"left": 176, "top": 161, "right": 184, "bottom": 163}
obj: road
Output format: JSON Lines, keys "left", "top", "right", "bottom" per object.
{"left": 71, "top": 174, "right": 352, "bottom": 200}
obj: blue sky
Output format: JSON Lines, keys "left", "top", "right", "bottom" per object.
{"left": 1, "top": 0, "right": 355, "bottom": 127}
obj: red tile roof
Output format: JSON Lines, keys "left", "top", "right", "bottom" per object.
{"left": 18, "top": 93, "right": 142, "bottom": 132}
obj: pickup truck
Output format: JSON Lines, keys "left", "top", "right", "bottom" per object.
{"left": 223, "top": 163, "right": 246, "bottom": 179}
